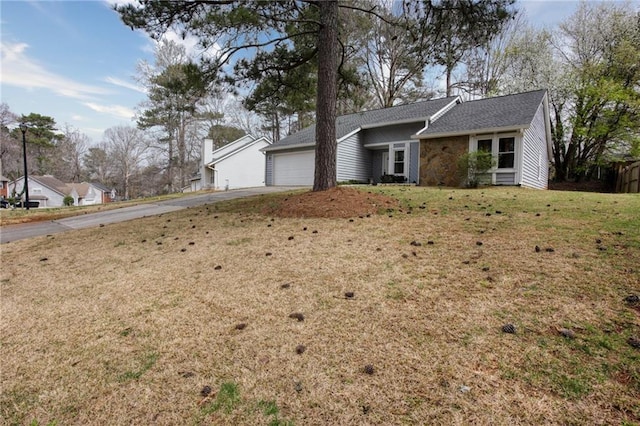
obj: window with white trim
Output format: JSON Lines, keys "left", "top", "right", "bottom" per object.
{"left": 477, "top": 139, "right": 492, "bottom": 153}
{"left": 473, "top": 134, "right": 518, "bottom": 170}
{"left": 393, "top": 149, "right": 405, "bottom": 175}
{"left": 498, "top": 137, "right": 515, "bottom": 168}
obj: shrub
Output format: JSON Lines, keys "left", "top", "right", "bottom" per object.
{"left": 63, "top": 196, "right": 74, "bottom": 206}
{"left": 457, "top": 151, "right": 495, "bottom": 188}
{"left": 380, "top": 174, "right": 407, "bottom": 184}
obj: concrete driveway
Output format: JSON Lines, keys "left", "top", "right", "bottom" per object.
{"left": 0, "top": 186, "right": 301, "bottom": 244}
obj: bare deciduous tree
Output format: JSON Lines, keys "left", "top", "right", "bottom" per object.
{"left": 104, "top": 125, "right": 150, "bottom": 199}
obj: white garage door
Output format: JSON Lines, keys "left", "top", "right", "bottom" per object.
{"left": 273, "top": 150, "right": 315, "bottom": 185}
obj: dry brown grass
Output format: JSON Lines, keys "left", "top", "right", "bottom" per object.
{"left": 1, "top": 186, "right": 639, "bottom": 425}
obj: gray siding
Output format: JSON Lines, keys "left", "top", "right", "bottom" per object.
{"left": 265, "top": 154, "right": 273, "bottom": 186}
{"left": 409, "top": 142, "right": 419, "bottom": 183}
{"left": 521, "top": 102, "right": 549, "bottom": 189}
{"left": 337, "top": 133, "right": 371, "bottom": 182}
{"left": 362, "top": 122, "right": 424, "bottom": 145}
{"left": 371, "top": 151, "right": 384, "bottom": 183}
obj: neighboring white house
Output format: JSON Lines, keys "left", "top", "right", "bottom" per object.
{"left": 195, "top": 134, "right": 271, "bottom": 191}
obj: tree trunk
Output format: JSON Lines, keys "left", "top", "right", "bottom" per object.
{"left": 313, "top": 0, "right": 339, "bottom": 192}
{"left": 167, "top": 128, "right": 174, "bottom": 192}
{"left": 178, "top": 119, "right": 186, "bottom": 190}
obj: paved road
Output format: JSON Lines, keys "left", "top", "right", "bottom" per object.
{"left": 0, "top": 186, "right": 301, "bottom": 244}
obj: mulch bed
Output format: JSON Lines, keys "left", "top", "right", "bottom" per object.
{"left": 263, "top": 186, "right": 399, "bottom": 218}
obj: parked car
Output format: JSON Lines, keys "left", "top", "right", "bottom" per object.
{"left": 8, "top": 200, "right": 40, "bottom": 208}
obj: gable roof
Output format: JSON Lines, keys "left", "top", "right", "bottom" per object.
{"left": 22, "top": 176, "right": 109, "bottom": 198}
{"left": 90, "top": 182, "right": 113, "bottom": 193}
{"left": 264, "top": 96, "right": 459, "bottom": 151}
{"left": 207, "top": 134, "right": 270, "bottom": 165}
{"left": 30, "top": 175, "right": 68, "bottom": 196}
{"left": 416, "top": 90, "right": 547, "bottom": 138}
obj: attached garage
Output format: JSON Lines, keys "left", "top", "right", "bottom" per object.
{"left": 272, "top": 150, "right": 315, "bottom": 186}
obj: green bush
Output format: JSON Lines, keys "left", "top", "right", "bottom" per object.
{"left": 63, "top": 196, "right": 74, "bottom": 206}
{"left": 457, "top": 150, "right": 495, "bottom": 188}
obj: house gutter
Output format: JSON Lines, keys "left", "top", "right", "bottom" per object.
{"left": 262, "top": 142, "right": 317, "bottom": 152}
{"left": 412, "top": 125, "right": 530, "bottom": 140}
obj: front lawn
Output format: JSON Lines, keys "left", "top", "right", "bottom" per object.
{"left": 1, "top": 186, "right": 638, "bottom": 425}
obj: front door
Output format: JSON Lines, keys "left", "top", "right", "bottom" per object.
{"left": 381, "top": 151, "right": 389, "bottom": 176}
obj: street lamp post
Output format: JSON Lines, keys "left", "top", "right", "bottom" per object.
{"left": 19, "top": 123, "right": 30, "bottom": 210}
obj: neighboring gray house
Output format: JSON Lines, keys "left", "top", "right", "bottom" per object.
{"left": 263, "top": 90, "right": 552, "bottom": 189}
{"left": 263, "top": 96, "right": 458, "bottom": 186}
{"left": 9, "top": 175, "right": 114, "bottom": 207}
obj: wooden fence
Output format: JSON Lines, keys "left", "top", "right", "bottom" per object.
{"left": 615, "top": 160, "right": 640, "bottom": 193}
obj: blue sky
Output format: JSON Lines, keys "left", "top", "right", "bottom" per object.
{"left": 0, "top": 0, "right": 602, "bottom": 145}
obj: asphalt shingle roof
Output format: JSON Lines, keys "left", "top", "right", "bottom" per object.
{"left": 31, "top": 175, "right": 68, "bottom": 195}
{"left": 419, "top": 90, "right": 547, "bottom": 137}
{"left": 265, "top": 96, "right": 458, "bottom": 150}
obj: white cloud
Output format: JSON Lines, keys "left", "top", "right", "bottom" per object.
{"left": 83, "top": 102, "right": 135, "bottom": 120}
{"left": 0, "top": 41, "right": 109, "bottom": 100}
{"left": 105, "top": 76, "right": 147, "bottom": 94}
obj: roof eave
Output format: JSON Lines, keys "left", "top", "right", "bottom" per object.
{"left": 262, "top": 142, "right": 317, "bottom": 152}
{"left": 413, "top": 125, "right": 530, "bottom": 140}
{"left": 208, "top": 138, "right": 269, "bottom": 165}
{"left": 360, "top": 116, "right": 429, "bottom": 130}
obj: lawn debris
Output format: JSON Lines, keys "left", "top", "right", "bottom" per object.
{"left": 289, "top": 312, "right": 305, "bottom": 322}
{"left": 39, "top": 257, "right": 48, "bottom": 262}
{"left": 545, "top": 247, "right": 555, "bottom": 253}
{"left": 623, "top": 295, "right": 639, "bottom": 304}
{"left": 535, "top": 245, "right": 541, "bottom": 252}
{"left": 200, "top": 385, "right": 212, "bottom": 397}
{"left": 459, "top": 385, "right": 471, "bottom": 393}
{"left": 280, "top": 283, "right": 291, "bottom": 289}
{"left": 627, "top": 337, "right": 640, "bottom": 349}
{"left": 363, "top": 364, "right": 375, "bottom": 375}
{"left": 344, "top": 291, "right": 355, "bottom": 299}
{"left": 235, "top": 323, "right": 247, "bottom": 330}
{"left": 556, "top": 327, "right": 575, "bottom": 339}
{"left": 295, "top": 344, "right": 306, "bottom": 354}
{"left": 502, "top": 324, "right": 517, "bottom": 334}
{"left": 179, "top": 371, "right": 194, "bottom": 378}
{"left": 410, "top": 241, "right": 422, "bottom": 247}
{"left": 294, "top": 381, "right": 303, "bottom": 393}
{"left": 214, "top": 265, "right": 222, "bottom": 270}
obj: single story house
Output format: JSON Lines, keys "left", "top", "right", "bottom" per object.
{"left": 0, "top": 175, "right": 9, "bottom": 198}
{"left": 9, "top": 175, "right": 114, "bottom": 207}
{"left": 196, "top": 134, "right": 271, "bottom": 191}
{"left": 262, "top": 89, "right": 552, "bottom": 189}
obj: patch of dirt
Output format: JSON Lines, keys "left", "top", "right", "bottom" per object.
{"left": 263, "top": 186, "right": 399, "bottom": 218}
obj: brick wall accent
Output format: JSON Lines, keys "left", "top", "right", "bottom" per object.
{"left": 419, "top": 135, "right": 469, "bottom": 187}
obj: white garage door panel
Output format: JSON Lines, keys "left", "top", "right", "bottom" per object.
{"left": 273, "top": 151, "right": 315, "bottom": 185}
